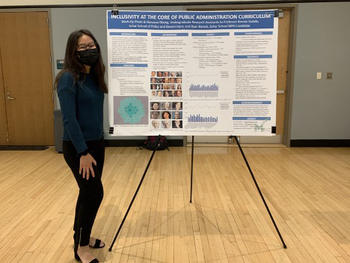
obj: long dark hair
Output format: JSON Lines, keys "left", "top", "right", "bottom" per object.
{"left": 54, "top": 29, "right": 108, "bottom": 93}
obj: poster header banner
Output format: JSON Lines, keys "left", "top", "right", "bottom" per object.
{"left": 107, "top": 10, "right": 275, "bottom": 30}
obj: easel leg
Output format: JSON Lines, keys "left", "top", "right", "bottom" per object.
{"left": 234, "top": 136, "right": 287, "bottom": 249}
{"left": 109, "top": 147, "right": 157, "bottom": 251}
{"left": 190, "top": 136, "right": 194, "bottom": 203}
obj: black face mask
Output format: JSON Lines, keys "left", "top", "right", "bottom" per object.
{"left": 76, "top": 48, "right": 99, "bottom": 66}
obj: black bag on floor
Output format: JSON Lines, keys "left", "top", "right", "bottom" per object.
{"left": 143, "top": 136, "right": 168, "bottom": 151}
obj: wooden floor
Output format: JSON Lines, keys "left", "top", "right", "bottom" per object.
{"left": 0, "top": 145, "right": 349, "bottom": 262}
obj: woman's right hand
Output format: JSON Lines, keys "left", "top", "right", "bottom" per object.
{"left": 79, "top": 153, "right": 97, "bottom": 180}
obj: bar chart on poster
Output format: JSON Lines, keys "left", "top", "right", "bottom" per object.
{"left": 106, "top": 10, "right": 278, "bottom": 136}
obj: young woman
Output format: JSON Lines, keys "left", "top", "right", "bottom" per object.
{"left": 56, "top": 29, "right": 108, "bottom": 263}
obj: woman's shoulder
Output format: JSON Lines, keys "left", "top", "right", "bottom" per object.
{"left": 57, "top": 71, "right": 76, "bottom": 90}
{"left": 59, "top": 71, "right": 75, "bottom": 81}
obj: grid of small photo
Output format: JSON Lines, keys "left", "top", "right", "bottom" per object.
{"left": 150, "top": 101, "right": 183, "bottom": 129}
{"left": 150, "top": 71, "right": 182, "bottom": 98}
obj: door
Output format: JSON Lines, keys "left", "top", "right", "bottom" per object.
{"left": 0, "top": 12, "right": 54, "bottom": 145}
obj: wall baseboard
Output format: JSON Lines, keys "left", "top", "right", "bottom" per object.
{"left": 0, "top": 146, "right": 49, "bottom": 150}
{"left": 104, "top": 139, "right": 184, "bottom": 147}
{"left": 290, "top": 139, "right": 350, "bottom": 147}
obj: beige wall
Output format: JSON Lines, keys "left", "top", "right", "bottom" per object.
{"left": 1, "top": 0, "right": 264, "bottom": 7}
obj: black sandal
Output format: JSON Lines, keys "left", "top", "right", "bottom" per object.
{"left": 74, "top": 231, "right": 100, "bottom": 262}
{"left": 89, "top": 239, "right": 105, "bottom": 249}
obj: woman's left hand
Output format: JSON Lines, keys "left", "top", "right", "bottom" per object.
{"left": 79, "top": 153, "right": 97, "bottom": 180}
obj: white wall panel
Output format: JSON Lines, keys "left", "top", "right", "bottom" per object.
{"left": 1, "top": 0, "right": 283, "bottom": 7}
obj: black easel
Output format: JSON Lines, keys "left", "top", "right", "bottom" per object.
{"left": 233, "top": 136, "right": 287, "bottom": 248}
{"left": 108, "top": 135, "right": 161, "bottom": 251}
{"left": 190, "top": 136, "right": 194, "bottom": 203}
{"left": 188, "top": 136, "right": 286, "bottom": 249}
{"left": 109, "top": 134, "right": 286, "bottom": 251}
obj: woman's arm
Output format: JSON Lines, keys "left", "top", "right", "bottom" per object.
{"left": 57, "top": 72, "right": 88, "bottom": 155}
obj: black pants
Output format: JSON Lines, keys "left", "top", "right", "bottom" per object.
{"left": 63, "top": 139, "right": 105, "bottom": 246}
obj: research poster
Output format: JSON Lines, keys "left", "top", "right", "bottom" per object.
{"left": 106, "top": 10, "right": 278, "bottom": 136}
